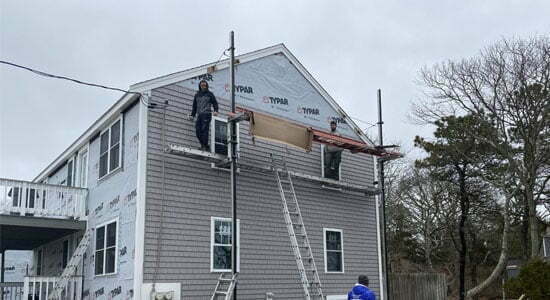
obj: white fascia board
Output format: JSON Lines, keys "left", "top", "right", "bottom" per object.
{"left": 129, "top": 44, "right": 286, "bottom": 93}
{"left": 33, "top": 92, "right": 139, "bottom": 183}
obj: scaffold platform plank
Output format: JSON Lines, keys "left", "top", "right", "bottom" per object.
{"left": 164, "top": 143, "right": 380, "bottom": 195}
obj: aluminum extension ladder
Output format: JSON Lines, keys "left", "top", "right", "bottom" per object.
{"left": 272, "top": 157, "right": 324, "bottom": 300}
{"left": 49, "top": 228, "right": 93, "bottom": 299}
{"left": 210, "top": 273, "right": 238, "bottom": 300}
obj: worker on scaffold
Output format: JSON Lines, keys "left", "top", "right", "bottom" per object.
{"left": 191, "top": 79, "right": 219, "bottom": 151}
{"left": 324, "top": 120, "right": 344, "bottom": 180}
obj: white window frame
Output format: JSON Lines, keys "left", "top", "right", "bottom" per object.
{"left": 323, "top": 228, "right": 344, "bottom": 273}
{"left": 35, "top": 247, "right": 44, "bottom": 276}
{"left": 210, "top": 116, "right": 240, "bottom": 156}
{"left": 62, "top": 237, "right": 72, "bottom": 269}
{"left": 76, "top": 145, "right": 89, "bottom": 188}
{"left": 210, "top": 217, "right": 240, "bottom": 272}
{"left": 320, "top": 145, "right": 342, "bottom": 181}
{"left": 98, "top": 116, "right": 123, "bottom": 180}
{"left": 66, "top": 156, "right": 76, "bottom": 187}
{"left": 210, "top": 116, "right": 240, "bottom": 170}
{"left": 94, "top": 218, "right": 119, "bottom": 276}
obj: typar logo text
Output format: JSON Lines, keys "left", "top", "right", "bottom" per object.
{"left": 327, "top": 116, "right": 348, "bottom": 124}
{"left": 225, "top": 84, "right": 254, "bottom": 94}
{"left": 297, "top": 107, "right": 319, "bottom": 115}
{"left": 263, "top": 96, "right": 289, "bottom": 105}
{"left": 191, "top": 73, "right": 213, "bottom": 82}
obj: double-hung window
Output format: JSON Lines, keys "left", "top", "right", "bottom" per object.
{"left": 62, "top": 239, "right": 72, "bottom": 268}
{"left": 324, "top": 228, "right": 344, "bottom": 273}
{"left": 78, "top": 148, "right": 88, "bottom": 188}
{"left": 321, "top": 145, "right": 342, "bottom": 181}
{"left": 95, "top": 220, "right": 117, "bottom": 276}
{"left": 67, "top": 158, "right": 75, "bottom": 187}
{"left": 211, "top": 217, "right": 239, "bottom": 272}
{"left": 210, "top": 117, "right": 239, "bottom": 157}
{"left": 99, "top": 118, "right": 122, "bottom": 179}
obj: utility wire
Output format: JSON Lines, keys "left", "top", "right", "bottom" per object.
{"left": 0, "top": 60, "right": 167, "bottom": 108}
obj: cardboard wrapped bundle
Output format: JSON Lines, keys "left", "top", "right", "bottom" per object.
{"left": 248, "top": 110, "right": 314, "bottom": 152}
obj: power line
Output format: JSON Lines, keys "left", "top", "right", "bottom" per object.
{"left": 0, "top": 60, "right": 165, "bottom": 108}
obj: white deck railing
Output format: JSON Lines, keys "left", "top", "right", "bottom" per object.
{"left": 0, "top": 178, "right": 87, "bottom": 220}
{"left": 1, "top": 282, "right": 24, "bottom": 300}
{"left": 23, "top": 277, "right": 82, "bottom": 300}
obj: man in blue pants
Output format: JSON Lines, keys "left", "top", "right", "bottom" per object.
{"left": 191, "top": 80, "right": 218, "bottom": 150}
{"left": 348, "top": 275, "right": 376, "bottom": 300}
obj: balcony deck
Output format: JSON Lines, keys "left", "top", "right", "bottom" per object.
{"left": 0, "top": 178, "right": 88, "bottom": 252}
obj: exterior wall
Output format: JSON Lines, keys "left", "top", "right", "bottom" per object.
{"left": 1, "top": 251, "right": 32, "bottom": 281}
{"left": 143, "top": 83, "right": 380, "bottom": 299}
{"left": 80, "top": 102, "right": 139, "bottom": 300}
{"left": 30, "top": 102, "right": 140, "bottom": 300}
{"left": 30, "top": 232, "right": 83, "bottom": 277}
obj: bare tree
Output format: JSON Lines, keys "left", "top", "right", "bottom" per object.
{"left": 416, "top": 35, "right": 550, "bottom": 259}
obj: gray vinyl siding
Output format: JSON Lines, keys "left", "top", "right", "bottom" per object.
{"left": 144, "top": 83, "right": 380, "bottom": 299}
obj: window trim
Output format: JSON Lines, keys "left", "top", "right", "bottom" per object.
{"left": 98, "top": 116, "right": 123, "bottom": 180}
{"left": 67, "top": 156, "right": 75, "bottom": 187}
{"left": 210, "top": 116, "right": 240, "bottom": 157}
{"left": 320, "top": 144, "right": 342, "bottom": 181}
{"left": 94, "top": 218, "right": 119, "bottom": 276}
{"left": 323, "top": 228, "right": 345, "bottom": 273}
{"left": 210, "top": 216, "right": 240, "bottom": 273}
{"left": 62, "top": 238, "right": 72, "bottom": 269}
{"left": 35, "top": 247, "right": 44, "bottom": 276}
{"left": 76, "top": 145, "right": 90, "bottom": 188}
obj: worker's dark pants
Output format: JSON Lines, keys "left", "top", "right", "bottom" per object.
{"left": 324, "top": 150, "right": 342, "bottom": 180}
{"left": 195, "top": 113, "right": 212, "bottom": 147}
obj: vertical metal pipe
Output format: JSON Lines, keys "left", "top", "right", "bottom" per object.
{"left": 377, "top": 89, "right": 390, "bottom": 299}
{"left": 229, "top": 30, "right": 238, "bottom": 300}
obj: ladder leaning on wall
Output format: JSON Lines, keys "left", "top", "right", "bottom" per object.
{"left": 272, "top": 156, "right": 324, "bottom": 300}
{"left": 49, "top": 228, "right": 93, "bottom": 300}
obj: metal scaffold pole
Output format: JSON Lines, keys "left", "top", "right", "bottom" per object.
{"left": 377, "top": 89, "right": 390, "bottom": 299}
{"left": 229, "top": 30, "right": 238, "bottom": 300}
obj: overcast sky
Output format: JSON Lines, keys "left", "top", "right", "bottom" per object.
{"left": 1, "top": 1, "right": 549, "bottom": 180}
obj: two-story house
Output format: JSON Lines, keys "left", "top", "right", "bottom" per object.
{"left": 0, "top": 44, "right": 391, "bottom": 300}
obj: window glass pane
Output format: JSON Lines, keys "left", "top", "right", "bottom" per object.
{"left": 213, "top": 245, "right": 232, "bottom": 270}
{"left": 105, "top": 247, "right": 116, "bottom": 273}
{"left": 109, "top": 144, "right": 120, "bottom": 171}
{"left": 95, "top": 250, "right": 104, "bottom": 275}
{"left": 214, "top": 120, "right": 228, "bottom": 155}
{"left": 106, "top": 222, "right": 117, "bottom": 247}
{"left": 96, "top": 226, "right": 105, "bottom": 250}
{"left": 100, "top": 132, "right": 109, "bottom": 154}
{"left": 215, "top": 220, "right": 231, "bottom": 244}
{"left": 327, "top": 252, "right": 342, "bottom": 272}
{"left": 99, "top": 154, "right": 108, "bottom": 178}
{"left": 326, "top": 231, "right": 342, "bottom": 251}
{"left": 67, "top": 161, "right": 73, "bottom": 186}
{"left": 110, "top": 121, "right": 121, "bottom": 145}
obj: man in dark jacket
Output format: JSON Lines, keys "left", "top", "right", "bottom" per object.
{"left": 348, "top": 275, "right": 376, "bottom": 300}
{"left": 324, "top": 120, "right": 343, "bottom": 180}
{"left": 191, "top": 80, "right": 219, "bottom": 150}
